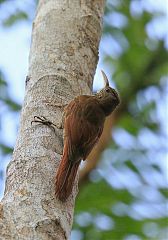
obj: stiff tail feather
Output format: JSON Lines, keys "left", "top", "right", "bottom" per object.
{"left": 55, "top": 152, "right": 81, "bottom": 202}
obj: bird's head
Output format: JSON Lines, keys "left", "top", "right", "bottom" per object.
{"left": 96, "top": 70, "right": 120, "bottom": 116}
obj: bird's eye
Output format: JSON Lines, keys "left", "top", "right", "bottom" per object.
{"left": 106, "top": 88, "right": 110, "bottom": 93}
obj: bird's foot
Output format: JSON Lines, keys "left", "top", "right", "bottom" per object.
{"left": 31, "top": 116, "right": 62, "bottom": 129}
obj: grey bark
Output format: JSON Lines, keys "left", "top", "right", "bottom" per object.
{"left": 0, "top": 0, "right": 105, "bottom": 239}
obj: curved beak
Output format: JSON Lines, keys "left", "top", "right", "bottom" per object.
{"left": 101, "top": 70, "right": 109, "bottom": 87}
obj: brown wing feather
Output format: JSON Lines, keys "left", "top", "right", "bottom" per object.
{"left": 55, "top": 95, "right": 105, "bottom": 201}
{"left": 64, "top": 95, "right": 105, "bottom": 161}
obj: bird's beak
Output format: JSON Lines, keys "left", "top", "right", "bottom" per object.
{"left": 101, "top": 70, "right": 109, "bottom": 87}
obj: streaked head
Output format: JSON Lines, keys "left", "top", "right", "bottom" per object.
{"left": 96, "top": 70, "right": 120, "bottom": 115}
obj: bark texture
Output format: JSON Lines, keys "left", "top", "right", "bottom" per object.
{"left": 0, "top": 0, "right": 105, "bottom": 239}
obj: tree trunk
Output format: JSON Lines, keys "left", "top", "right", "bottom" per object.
{"left": 0, "top": 0, "right": 105, "bottom": 239}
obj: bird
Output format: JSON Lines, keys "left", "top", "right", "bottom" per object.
{"left": 54, "top": 70, "right": 120, "bottom": 201}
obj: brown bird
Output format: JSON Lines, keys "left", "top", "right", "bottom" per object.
{"left": 55, "top": 70, "right": 120, "bottom": 201}
{"left": 32, "top": 71, "right": 120, "bottom": 202}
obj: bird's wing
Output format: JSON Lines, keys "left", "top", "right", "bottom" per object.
{"left": 64, "top": 96, "right": 104, "bottom": 161}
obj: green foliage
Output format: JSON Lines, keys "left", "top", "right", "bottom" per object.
{"left": 0, "top": 72, "right": 21, "bottom": 159}
{"left": 0, "top": 0, "right": 6, "bottom": 3}
{"left": 76, "top": 180, "right": 133, "bottom": 213}
{"left": 0, "top": 71, "right": 21, "bottom": 112}
{"left": 74, "top": 180, "right": 168, "bottom": 239}
{"left": 3, "top": 11, "right": 28, "bottom": 27}
{"left": 0, "top": 0, "right": 36, "bottom": 27}
{"left": 0, "top": 143, "right": 13, "bottom": 155}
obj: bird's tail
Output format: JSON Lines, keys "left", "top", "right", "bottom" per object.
{"left": 55, "top": 147, "right": 81, "bottom": 202}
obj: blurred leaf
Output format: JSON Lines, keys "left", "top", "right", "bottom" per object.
{"left": 124, "top": 160, "right": 140, "bottom": 174}
{"left": 0, "top": 143, "right": 13, "bottom": 155}
{"left": 76, "top": 180, "right": 133, "bottom": 214}
{"left": 3, "top": 11, "right": 28, "bottom": 27}
{"left": 0, "top": 70, "right": 7, "bottom": 84}
{"left": 3, "top": 98, "right": 21, "bottom": 111}
{"left": 0, "top": 170, "right": 3, "bottom": 180}
{"left": 160, "top": 188, "right": 168, "bottom": 198}
{"left": 117, "top": 113, "right": 141, "bottom": 135}
{"left": 0, "top": 71, "right": 21, "bottom": 112}
{"left": 151, "top": 164, "right": 162, "bottom": 173}
{"left": 0, "top": 77, "right": 7, "bottom": 87}
{"left": 0, "top": 0, "right": 7, "bottom": 3}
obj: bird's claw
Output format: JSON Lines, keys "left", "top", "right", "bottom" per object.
{"left": 31, "top": 116, "right": 62, "bottom": 129}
